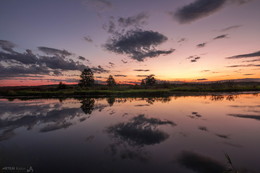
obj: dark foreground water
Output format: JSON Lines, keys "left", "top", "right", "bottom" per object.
{"left": 0, "top": 93, "right": 260, "bottom": 173}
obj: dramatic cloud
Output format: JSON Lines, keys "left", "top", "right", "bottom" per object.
{"left": 38, "top": 47, "right": 72, "bottom": 56}
{"left": 118, "top": 12, "right": 149, "bottom": 28}
{"left": 105, "top": 29, "right": 174, "bottom": 61}
{"left": 0, "top": 64, "right": 56, "bottom": 79}
{"left": 173, "top": 0, "right": 226, "bottom": 24}
{"left": 172, "top": 0, "right": 251, "bottom": 24}
{"left": 84, "top": 36, "right": 93, "bottom": 43}
{"left": 134, "top": 69, "right": 150, "bottom": 72}
{"left": 0, "top": 40, "right": 16, "bottom": 53}
{"left": 103, "top": 13, "right": 148, "bottom": 34}
{"left": 197, "top": 43, "right": 206, "bottom": 48}
{"left": 220, "top": 25, "right": 242, "bottom": 32}
{"left": 0, "top": 50, "right": 38, "bottom": 65}
{"left": 114, "top": 75, "right": 127, "bottom": 77}
{"left": 213, "top": 34, "right": 228, "bottom": 40}
{"left": 226, "top": 50, "right": 260, "bottom": 59}
{"left": 0, "top": 43, "right": 109, "bottom": 80}
{"left": 39, "top": 56, "right": 87, "bottom": 70}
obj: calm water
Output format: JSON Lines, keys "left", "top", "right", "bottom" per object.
{"left": 0, "top": 93, "right": 260, "bottom": 173}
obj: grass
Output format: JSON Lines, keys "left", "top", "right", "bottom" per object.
{"left": 0, "top": 82, "right": 259, "bottom": 98}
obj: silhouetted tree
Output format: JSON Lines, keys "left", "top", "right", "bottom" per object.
{"left": 80, "top": 98, "right": 95, "bottom": 114}
{"left": 141, "top": 79, "right": 145, "bottom": 86}
{"left": 78, "top": 68, "right": 94, "bottom": 87}
{"left": 142, "top": 75, "right": 157, "bottom": 86}
{"left": 107, "top": 75, "right": 116, "bottom": 86}
{"left": 106, "top": 97, "right": 115, "bottom": 106}
{"left": 57, "top": 82, "right": 67, "bottom": 90}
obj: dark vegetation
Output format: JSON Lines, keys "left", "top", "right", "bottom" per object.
{"left": 0, "top": 68, "right": 260, "bottom": 98}
{"left": 0, "top": 81, "right": 260, "bottom": 98}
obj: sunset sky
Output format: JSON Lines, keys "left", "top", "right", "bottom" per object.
{"left": 0, "top": 0, "right": 260, "bottom": 86}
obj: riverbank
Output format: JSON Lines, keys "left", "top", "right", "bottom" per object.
{"left": 0, "top": 82, "right": 260, "bottom": 99}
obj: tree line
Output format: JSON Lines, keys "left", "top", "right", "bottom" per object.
{"left": 78, "top": 68, "right": 157, "bottom": 87}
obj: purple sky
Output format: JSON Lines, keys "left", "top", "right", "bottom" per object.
{"left": 0, "top": 0, "right": 260, "bottom": 86}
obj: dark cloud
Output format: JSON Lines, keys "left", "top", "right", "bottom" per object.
{"left": 108, "top": 62, "right": 115, "bottom": 67}
{"left": 177, "top": 151, "right": 225, "bottom": 173}
{"left": 38, "top": 46, "right": 72, "bottom": 56}
{"left": 91, "top": 65, "right": 110, "bottom": 74}
{"left": 0, "top": 50, "right": 38, "bottom": 65}
{"left": 243, "top": 74, "right": 254, "bottom": 76}
{"left": 197, "top": 78, "right": 208, "bottom": 81}
{"left": 173, "top": 0, "right": 226, "bottom": 24}
{"left": 105, "top": 29, "right": 174, "bottom": 61}
{"left": 0, "top": 40, "right": 16, "bottom": 53}
{"left": 107, "top": 114, "right": 175, "bottom": 147}
{"left": 213, "top": 34, "right": 228, "bottom": 40}
{"left": 172, "top": 0, "right": 251, "bottom": 24}
{"left": 84, "top": 36, "right": 93, "bottom": 43}
{"left": 114, "top": 75, "right": 127, "bottom": 77}
{"left": 220, "top": 25, "right": 242, "bottom": 32}
{"left": 198, "top": 126, "right": 208, "bottom": 131}
{"left": 137, "top": 75, "right": 148, "bottom": 78}
{"left": 103, "top": 12, "right": 148, "bottom": 35}
{"left": 39, "top": 55, "right": 87, "bottom": 70}
{"left": 177, "top": 38, "right": 186, "bottom": 43}
{"left": 134, "top": 69, "right": 150, "bottom": 72}
{"left": 226, "top": 64, "right": 260, "bottom": 68}
{"left": 0, "top": 64, "right": 56, "bottom": 79}
{"left": 226, "top": 50, "right": 260, "bottom": 59}
{"left": 118, "top": 12, "right": 149, "bottom": 28}
{"left": 0, "top": 44, "right": 109, "bottom": 80}
{"left": 103, "top": 17, "right": 116, "bottom": 34}
{"left": 121, "top": 59, "right": 128, "bottom": 63}
{"left": 228, "top": 114, "right": 260, "bottom": 121}
{"left": 78, "top": 56, "right": 86, "bottom": 61}
{"left": 243, "top": 58, "right": 260, "bottom": 62}
{"left": 197, "top": 43, "right": 207, "bottom": 48}
{"left": 190, "top": 56, "right": 200, "bottom": 63}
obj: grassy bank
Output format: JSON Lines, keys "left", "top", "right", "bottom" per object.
{"left": 0, "top": 82, "right": 260, "bottom": 98}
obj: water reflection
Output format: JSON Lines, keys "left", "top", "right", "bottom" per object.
{"left": 80, "top": 98, "right": 95, "bottom": 114}
{"left": 228, "top": 114, "right": 260, "bottom": 121}
{"left": 107, "top": 114, "right": 175, "bottom": 147}
{"left": 0, "top": 93, "right": 259, "bottom": 172}
{"left": 177, "top": 151, "right": 225, "bottom": 173}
